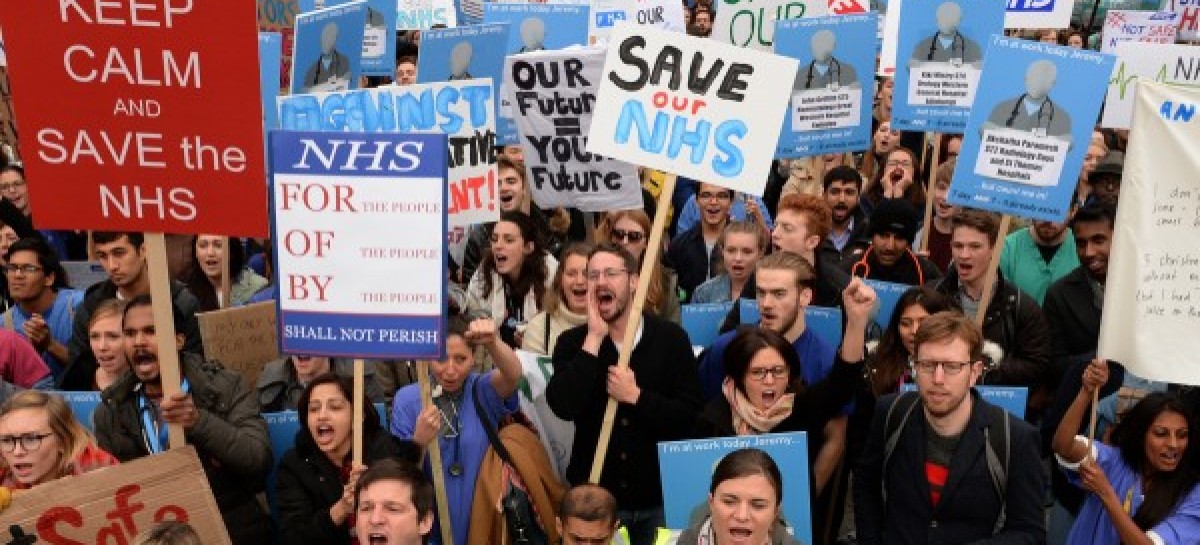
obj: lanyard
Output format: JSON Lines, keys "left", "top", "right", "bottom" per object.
{"left": 139, "top": 378, "right": 191, "bottom": 453}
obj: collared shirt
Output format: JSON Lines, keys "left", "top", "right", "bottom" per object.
{"left": 829, "top": 217, "right": 856, "bottom": 252}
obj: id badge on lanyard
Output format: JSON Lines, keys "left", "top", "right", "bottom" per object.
{"left": 1033, "top": 127, "right": 1047, "bottom": 138}
{"left": 951, "top": 56, "right": 963, "bottom": 67}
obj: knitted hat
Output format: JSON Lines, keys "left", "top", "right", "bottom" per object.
{"left": 869, "top": 199, "right": 918, "bottom": 244}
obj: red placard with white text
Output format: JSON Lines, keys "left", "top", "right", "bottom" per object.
{"left": 0, "top": 1, "right": 268, "bottom": 237}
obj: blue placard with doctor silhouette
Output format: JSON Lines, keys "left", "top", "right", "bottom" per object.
{"left": 891, "top": 0, "right": 1005, "bottom": 132}
{"left": 658, "top": 432, "right": 811, "bottom": 543}
{"left": 291, "top": 1, "right": 369, "bottom": 95}
{"left": 774, "top": 13, "right": 878, "bottom": 159}
{"left": 310, "top": 0, "right": 399, "bottom": 77}
{"left": 417, "top": 23, "right": 511, "bottom": 136}
{"left": 948, "top": 36, "right": 1114, "bottom": 222}
{"left": 483, "top": 3, "right": 591, "bottom": 145}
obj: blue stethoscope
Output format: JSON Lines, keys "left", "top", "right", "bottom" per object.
{"left": 138, "top": 378, "right": 191, "bottom": 454}
{"left": 804, "top": 58, "right": 843, "bottom": 91}
{"left": 1005, "top": 93, "right": 1056, "bottom": 137}
{"left": 927, "top": 31, "right": 965, "bottom": 63}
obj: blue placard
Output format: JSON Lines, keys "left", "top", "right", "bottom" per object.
{"left": 483, "top": 3, "right": 591, "bottom": 145}
{"left": 659, "top": 432, "right": 812, "bottom": 543}
{"left": 260, "top": 33, "right": 284, "bottom": 134}
{"left": 948, "top": 36, "right": 1115, "bottom": 222}
{"left": 891, "top": 0, "right": 1006, "bottom": 132}
{"left": 55, "top": 391, "right": 102, "bottom": 433}
{"left": 900, "top": 384, "right": 1029, "bottom": 419}
{"left": 417, "top": 24, "right": 511, "bottom": 125}
{"left": 738, "top": 299, "right": 843, "bottom": 349}
{"left": 773, "top": 14, "right": 878, "bottom": 159}
{"left": 682, "top": 302, "right": 735, "bottom": 348}
{"left": 863, "top": 279, "right": 912, "bottom": 334}
{"left": 269, "top": 131, "right": 449, "bottom": 359}
{"left": 323, "top": 0, "right": 399, "bottom": 76}
{"left": 292, "top": 1, "right": 369, "bottom": 95}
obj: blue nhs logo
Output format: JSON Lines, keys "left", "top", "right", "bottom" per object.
{"left": 1007, "top": 0, "right": 1055, "bottom": 11}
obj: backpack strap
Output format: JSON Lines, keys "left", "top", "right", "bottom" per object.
{"left": 881, "top": 391, "right": 921, "bottom": 505}
{"left": 981, "top": 402, "right": 1011, "bottom": 535}
{"left": 473, "top": 378, "right": 515, "bottom": 466}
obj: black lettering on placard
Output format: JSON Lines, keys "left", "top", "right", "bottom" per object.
{"left": 447, "top": 129, "right": 496, "bottom": 169}
{"left": 608, "top": 36, "right": 753, "bottom": 102}
{"left": 610, "top": 35, "right": 650, "bottom": 91}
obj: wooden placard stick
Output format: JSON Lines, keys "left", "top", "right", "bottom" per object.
{"left": 588, "top": 174, "right": 677, "bottom": 484}
{"left": 973, "top": 214, "right": 1012, "bottom": 327}
{"left": 144, "top": 233, "right": 187, "bottom": 450}
{"left": 352, "top": 359, "right": 365, "bottom": 467}
{"left": 417, "top": 360, "right": 454, "bottom": 545}
{"left": 920, "top": 133, "right": 943, "bottom": 252}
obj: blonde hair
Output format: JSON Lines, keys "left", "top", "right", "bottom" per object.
{"left": 598, "top": 210, "right": 671, "bottom": 314}
{"left": 0, "top": 391, "right": 97, "bottom": 481}
{"left": 87, "top": 298, "right": 126, "bottom": 331}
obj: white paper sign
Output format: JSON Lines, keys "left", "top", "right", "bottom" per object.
{"left": 1102, "top": 43, "right": 1200, "bottom": 130}
{"left": 587, "top": 24, "right": 798, "bottom": 196}
{"left": 878, "top": 0, "right": 902, "bottom": 76}
{"left": 974, "top": 128, "right": 1069, "bottom": 187}
{"left": 1160, "top": 0, "right": 1199, "bottom": 41}
{"left": 1004, "top": 0, "right": 1074, "bottom": 30}
{"left": 1101, "top": 10, "right": 1180, "bottom": 54}
{"left": 712, "top": 0, "right": 829, "bottom": 51}
{"left": 1098, "top": 82, "right": 1200, "bottom": 386}
{"left": 791, "top": 89, "right": 862, "bottom": 131}
{"left": 905, "top": 62, "right": 982, "bottom": 107}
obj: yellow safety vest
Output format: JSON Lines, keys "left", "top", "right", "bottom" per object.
{"left": 614, "top": 526, "right": 674, "bottom": 545}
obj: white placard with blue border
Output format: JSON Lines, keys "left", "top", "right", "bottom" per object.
{"left": 291, "top": 1, "right": 369, "bottom": 95}
{"left": 891, "top": 0, "right": 1005, "bottom": 132}
{"left": 269, "top": 131, "right": 448, "bottom": 359}
{"left": 659, "top": 433, "right": 812, "bottom": 543}
{"left": 484, "top": 3, "right": 591, "bottom": 145}
{"left": 774, "top": 13, "right": 877, "bottom": 159}
{"left": 948, "top": 37, "right": 1115, "bottom": 222}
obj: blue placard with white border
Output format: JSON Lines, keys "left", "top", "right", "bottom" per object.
{"left": 659, "top": 432, "right": 812, "bottom": 543}
{"left": 901, "top": 385, "right": 1028, "bottom": 419}
{"left": 738, "top": 299, "right": 843, "bottom": 350}
{"left": 329, "top": 0, "right": 399, "bottom": 76}
{"left": 417, "top": 24, "right": 511, "bottom": 133}
{"left": 891, "top": 0, "right": 1005, "bottom": 132}
{"left": 948, "top": 36, "right": 1115, "bottom": 222}
{"left": 269, "top": 131, "right": 448, "bottom": 359}
{"left": 484, "top": 3, "right": 591, "bottom": 145}
{"left": 260, "top": 33, "right": 284, "bottom": 134}
{"left": 291, "top": 1, "right": 369, "bottom": 95}
{"left": 774, "top": 13, "right": 878, "bottom": 158}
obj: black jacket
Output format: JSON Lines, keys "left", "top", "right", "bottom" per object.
{"left": 841, "top": 246, "right": 943, "bottom": 287}
{"left": 666, "top": 225, "right": 720, "bottom": 302}
{"left": 854, "top": 390, "right": 1045, "bottom": 545}
{"left": 1042, "top": 267, "right": 1101, "bottom": 376}
{"left": 819, "top": 209, "right": 872, "bottom": 265}
{"left": 94, "top": 352, "right": 272, "bottom": 545}
{"left": 546, "top": 314, "right": 702, "bottom": 509}
{"left": 60, "top": 278, "right": 203, "bottom": 390}
{"left": 275, "top": 430, "right": 420, "bottom": 545}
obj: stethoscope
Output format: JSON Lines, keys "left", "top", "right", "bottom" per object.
{"left": 138, "top": 378, "right": 192, "bottom": 454}
{"left": 434, "top": 388, "right": 465, "bottom": 477}
{"left": 926, "top": 31, "right": 965, "bottom": 64}
{"left": 850, "top": 246, "right": 926, "bottom": 286}
{"left": 312, "top": 53, "right": 338, "bottom": 83}
{"left": 1005, "top": 93, "right": 1056, "bottom": 138}
{"left": 804, "top": 58, "right": 843, "bottom": 91}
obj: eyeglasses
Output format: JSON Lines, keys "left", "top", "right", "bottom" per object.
{"left": 910, "top": 359, "right": 972, "bottom": 376}
{"left": 610, "top": 229, "right": 645, "bottom": 243}
{"left": 586, "top": 268, "right": 627, "bottom": 281}
{"left": 0, "top": 180, "right": 25, "bottom": 192}
{"left": 697, "top": 191, "right": 732, "bottom": 202}
{"left": 3, "top": 264, "right": 43, "bottom": 275}
{"left": 747, "top": 366, "right": 789, "bottom": 381}
{"left": 0, "top": 433, "right": 53, "bottom": 453}
{"left": 886, "top": 160, "right": 913, "bottom": 168}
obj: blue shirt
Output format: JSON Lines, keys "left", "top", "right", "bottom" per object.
{"left": 699, "top": 327, "right": 835, "bottom": 403}
{"left": 391, "top": 372, "right": 517, "bottom": 545}
{"left": 6, "top": 288, "right": 83, "bottom": 379}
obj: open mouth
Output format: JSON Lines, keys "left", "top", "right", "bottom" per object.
{"left": 727, "top": 527, "right": 754, "bottom": 543}
{"left": 315, "top": 424, "right": 336, "bottom": 444}
{"left": 760, "top": 389, "right": 778, "bottom": 406}
{"left": 11, "top": 462, "right": 33, "bottom": 477}
{"left": 132, "top": 351, "right": 157, "bottom": 370}
{"left": 596, "top": 289, "right": 616, "bottom": 309}
{"left": 494, "top": 253, "right": 511, "bottom": 269}
{"left": 1160, "top": 451, "right": 1180, "bottom": 467}
{"left": 367, "top": 532, "right": 389, "bottom": 545}
{"left": 499, "top": 193, "right": 515, "bottom": 205}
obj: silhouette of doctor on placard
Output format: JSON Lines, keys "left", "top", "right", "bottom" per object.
{"left": 303, "top": 22, "right": 352, "bottom": 92}
{"left": 794, "top": 29, "right": 860, "bottom": 92}
{"left": 908, "top": 2, "right": 982, "bottom": 68}
{"left": 983, "top": 60, "right": 1073, "bottom": 142}
{"left": 518, "top": 17, "right": 546, "bottom": 53}
{"left": 448, "top": 41, "right": 474, "bottom": 80}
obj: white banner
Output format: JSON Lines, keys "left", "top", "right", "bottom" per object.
{"left": 516, "top": 349, "right": 574, "bottom": 481}
{"left": 1101, "top": 10, "right": 1179, "bottom": 54}
{"left": 1098, "top": 82, "right": 1200, "bottom": 386}
{"left": 1103, "top": 43, "right": 1200, "bottom": 130}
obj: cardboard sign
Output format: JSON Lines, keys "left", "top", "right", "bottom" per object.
{"left": 774, "top": 14, "right": 877, "bottom": 158}
{"left": 505, "top": 48, "right": 643, "bottom": 212}
{"left": 485, "top": 3, "right": 591, "bottom": 145}
{"left": 1098, "top": 83, "right": 1200, "bottom": 386}
{"left": 659, "top": 432, "right": 812, "bottom": 542}
{"left": 1004, "top": 0, "right": 1074, "bottom": 30}
{"left": 589, "top": 0, "right": 687, "bottom": 45}
{"left": 1161, "top": 0, "right": 1200, "bottom": 41}
{"left": 891, "top": 0, "right": 1006, "bottom": 132}
{"left": 291, "top": 2, "right": 369, "bottom": 95}
{"left": 397, "top": 0, "right": 458, "bottom": 29}
{"left": 197, "top": 302, "right": 281, "bottom": 389}
{"left": 948, "top": 37, "right": 1115, "bottom": 222}
{"left": 0, "top": 1, "right": 268, "bottom": 237}
{"left": 1103, "top": 43, "right": 1200, "bottom": 130}
{"left": 258, "top": 0, "right": 301, "bottom": 95}
{"left": 270, "top": 131, "right": 448, "bottom": 359}
{"left": 587, "top": 24, "right": 797, "bottom": 197}
{"left": 2, "top": 446, "right": 231, "bottom": 544}
{"left": 712, "top": 0, "right": 828, "bottom": 52}
{"left": 1101, "top": 10, "right": 1180, "bottom": 54}
{"left": 277, "top": 80, "right": 500, "bottom": 226}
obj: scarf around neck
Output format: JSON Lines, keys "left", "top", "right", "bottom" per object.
{"left": 722, "top": 377, "right": 795, "bottom": 435}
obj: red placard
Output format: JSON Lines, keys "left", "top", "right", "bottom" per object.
{"left": 0, "top": 0, "right": 268, "bottom": 237}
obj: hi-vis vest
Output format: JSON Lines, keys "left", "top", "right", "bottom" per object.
{"left": 614, "top": 527, "right": 675, "bottom": 545}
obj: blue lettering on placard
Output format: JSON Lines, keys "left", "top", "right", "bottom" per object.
{"left": 1160, "top": 100, "right": 1197, "bottom": 122}
{"left": 1007, "top": 0, "right": 1054, "bottom": 12}
{"left": 279, "top": 86, "right": 492, "bottom": 133}
{"left": 613, "top": 99, "right": 746, "bottom": 177}
{"left": 397, "top": 8, "right": 449, "bottom": 29}
{"left": 596, "top": 10, "right": 626, "bottom": 27}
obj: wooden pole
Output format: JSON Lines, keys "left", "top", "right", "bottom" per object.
{"left": 219, "top": 237, "right": 232, "bottom": 309}
{"left": 144, "top": 233, "right": 187, "bottom": 450}
{"left": 974, "top": 215, "right": 1012, "bottom": 327}
{"left": 417, "top": 360, "right": 454, "bottom": 545}
{"left": 588, "top": 174, "right": 677, "bottom": 484}
{"left": 352, "top": 359, "right": 365, "bottom": 467}
{"left": 920, "top": 133, "right": 942, "bottom": 252}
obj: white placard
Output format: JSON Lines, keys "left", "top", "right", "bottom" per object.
{"left": 1101, "top": 10, "right": 1179, "bottom": 54}
{"left": 973, "top": 128, "right": 1069, "bottom": 187}
{"left": 905, "top": 62, "right": 982, "bottom": 107}
{"left": 1102, "top": 43, "right": 1200, "bottom": 130}
{"left": 791, "top": 89, "right": 863, "bottom": 131}
{"left": 1004, "top": 0, "right": 1074, "bottom": 30}
{"left": 712, "top": 0, "right": 829, "bottom": 52}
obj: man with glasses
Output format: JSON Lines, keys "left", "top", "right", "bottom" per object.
{"left": 547, "top": 243, "right": 702, "bottom": 545}
{"left": 854, "top": 311, "right": 1044, "bottom": 545}
{"left": 1, "top": 238, "right": 83, "bottom": 381}
{"left": 669, "top": 183, "right": 737, "bottom": 302}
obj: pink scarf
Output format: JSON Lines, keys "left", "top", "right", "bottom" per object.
{"left": 722, "top": 377, "right": 795, "bottom": 435}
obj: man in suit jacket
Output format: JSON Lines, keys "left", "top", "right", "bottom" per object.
{"left": 854, "top": 311, "right": 1044, "bottom": 545}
